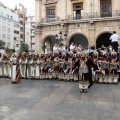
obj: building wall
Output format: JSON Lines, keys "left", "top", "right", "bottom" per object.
{"left": 0, "top": 3, "right": 20, "bottom": 50}
{"left": 35, "top": 0, "right": 120, "bottom": 53}
{"left": 25, "top": 15, "right": 35, "bottom": 51}
{"left": 17, "top": 3, "right": 27, "bottom": 43}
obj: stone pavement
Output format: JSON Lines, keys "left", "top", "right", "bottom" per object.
{"left": 0, "top": 78, "right": 120, "bottom": 120}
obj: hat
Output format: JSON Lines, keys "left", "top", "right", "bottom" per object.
{"left": 68, "top": 51, "right": 73, "bottom": 54}
{"left": 76, "top": 52, "right": 80, "bottom": 55}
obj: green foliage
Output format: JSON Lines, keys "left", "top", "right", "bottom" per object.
{"left": 59, "top": 42, "right": 64, "bottom": 47}
{"left": 20, "top": 43, "right": 29, "bottom": 53}
{"left": 0, "top": 40, "right": 6, "bottom": 49}
{"left": 5, "top": 46, "right": 10, "bottom": 54}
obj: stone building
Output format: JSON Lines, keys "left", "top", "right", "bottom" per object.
{"left": 35, "top": 0, "right": 120, "bottom": 53}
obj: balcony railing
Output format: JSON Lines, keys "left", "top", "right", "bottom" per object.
{"left": 68, "top": 10, "right": 120, "bottom": 21}
{"left": 37, "top": 11, "right": 120, "bottom": 25}
{"left": 40, "top": 17, "right": 60, "bottom": 24}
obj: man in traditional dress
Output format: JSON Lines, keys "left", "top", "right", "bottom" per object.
{"left": 20, "top": 53, "right": 27, "bottom": 79}
{"left": 27, "top": 53, "right": 33, "bottom": 79}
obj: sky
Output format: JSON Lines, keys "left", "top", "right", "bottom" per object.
{"left": 0, "top": 0, "right": 35, "bottom": 14}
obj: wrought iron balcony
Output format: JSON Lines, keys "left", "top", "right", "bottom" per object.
{"left": 68, "top": 10, "right": 120, "bottom": 21}
{"left": 40, "top": 17, "right": 60, "bottom": 24}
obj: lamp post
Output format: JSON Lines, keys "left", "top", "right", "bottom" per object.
{"left": 55, "top": 31, "right": 67, "bottom": 46}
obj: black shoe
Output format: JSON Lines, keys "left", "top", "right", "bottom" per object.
{"left": 11, "top": 81, "right": 17, "bottom": 84}
{"left": 88, "top": 84, "right": 93, "bottom": 89}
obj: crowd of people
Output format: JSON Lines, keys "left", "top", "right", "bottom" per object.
{"left": 0, "top": 44, "right": 120, "bottom": 87}
{"left": 0, "top": 31, "right": 119, "bottom": 88}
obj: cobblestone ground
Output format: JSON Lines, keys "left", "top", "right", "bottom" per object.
{"left": 0, "top": 78, "right": 120, "bottom": 120}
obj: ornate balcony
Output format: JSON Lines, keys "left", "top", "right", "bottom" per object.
{"left": 35, "top": 10, "right": 120, "bottom": 27}
{"left": 68, "top": 10, "right": 120, "bottom": 21}
{"left": 39, "top": 17, "right": 60, "bottom": 24}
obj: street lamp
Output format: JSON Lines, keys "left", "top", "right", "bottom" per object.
{"left": 55, "top": 31, "right": 67, "bottom": 41}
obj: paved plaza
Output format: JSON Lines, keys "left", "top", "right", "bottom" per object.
{"left": 0, "top": 78, "right": 120, "bottom": 120}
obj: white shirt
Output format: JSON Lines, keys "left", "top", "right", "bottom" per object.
{"left": 70, "top": 44, "right": 75, "bottom": 51}
{"left": 53, "top": 46, "right": 58, "bottom": 51}
{"left": 110, "top": 34, "right": 120, "bottom": 42}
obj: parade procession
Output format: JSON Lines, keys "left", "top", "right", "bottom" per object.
{"left": 0, "top": 42, "right": 120, "bottom": 92}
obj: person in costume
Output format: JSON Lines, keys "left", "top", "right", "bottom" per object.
{"left": 11, "top": 53, "right": 21, "bottom": 84}
{"left": 0, "top": 53, "right": 3, "bottom": 78}
{"left": 27, "top": 53, "right": 33, "bottom": 79}
{"left": 109, "top": 50, "right": 118, "bottom": 83}
{"left": 20, "top": 53, "right": 27, "bottom": 79}
{"left": 31, "top": 53, "right": 40, "bottom": 79}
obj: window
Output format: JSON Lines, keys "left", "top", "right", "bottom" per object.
{"left": 7, "top": 36, "right": 10, "bottom": 41}
{"left": 2, "top": 26, "right": 6, "bottom": 31}
{"left": 7, "top": 42, "right": 10, "bottom": 47}
{"left": 14, "top": 23, "right": 19, "bottom": 28}
{"left": 19, "top": 13, "right": 23, "bottom": 18}
{"left": 20, "top": 27, "right": 23, "bottom": 31}
{"left": 32, "top": 44, "right": 35, "bottom": 50}
{"left": 25, "top": 38, "right": 29, "bottom": 43}
{"left": 6, "top": 14, "right": 9, "bottom": 18}
{"left": 14, "top": 30, "right": 19, "bottom": 34}
{"left": 32, "top": 30, "right": 34, "bottom": 35}
{"left": 20, "top": 34, "right": 23, "bottom": 38}
{"left": 2, "top": 18, "right": 6, "bottom": 23}
{"left": 7, "top": 28, "right": 10, "bottom": 33}
{"left": 26, "top": 32, "right": 29, "bottom": 35}
{"left": 32, "top": 38, "right": 35, "bottom": 43}
{"left": 16, "top": 44, "right": 19, "bottom": 47}
{"left": 2, "top": 34, "right": 6, "bottom": 39}
{"left": 73, "top": 3, "right": 83, "bottom": 20}
{"left": 14, "top": 37, "right": 16, "bottom": 40}
{"left": 46, "top": 6, "right": 56, "bottom": 19}
{"left": 8, "top": 20, "right": 11, "bottom": 25}
{"left": 100, "top": 0, "right": 112, "bottom": 17}
{"left": 20, "top": 20, "right": 23, "bottom": 25}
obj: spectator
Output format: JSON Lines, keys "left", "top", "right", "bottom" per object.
{"left": 53, "top": 44, "right": 58, "bottom": 53}
{"left": 70, "top": 42, "right": 75, "bottom": 51}
{"left": 78, "top": 45, "right": 82, "bottom": 52}
{"left": 110, "top": 31, "right": 120, "bottom": 52}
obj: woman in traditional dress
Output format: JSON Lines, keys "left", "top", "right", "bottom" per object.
{"left": 11, "top": 53, "right": 21, "bottom": 84}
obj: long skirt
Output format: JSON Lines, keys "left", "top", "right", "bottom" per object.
{"left": 11, "top": 63, "right": 21, "bottom": 84}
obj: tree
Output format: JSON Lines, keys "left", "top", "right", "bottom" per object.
{"left": 20, "top": 43, "right": 29, "bottom": 53}
{"left": 5, "top": 46, "right": 10, "bottom": 54}
{"left": 0, "top": 40, "right": 6, "bottom": 49}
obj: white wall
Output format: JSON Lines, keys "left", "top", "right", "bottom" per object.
{"left": 25, "top": 14, "right": 35, "bottom": 50}
{"left": 0, "top": 3, "right": 20, "bottom": 50}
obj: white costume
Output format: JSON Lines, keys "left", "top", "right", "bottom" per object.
{"left": 20, "top": 58, "right": 27, "bottom": 78}
{"left": 0, "top": 54, "right": 2, "bottom": 77}
{"left": 11, "top": 56, "right": 17, "bottom": 81}
{"left": 70, "top": 44, "right": 75, "bottom": 51}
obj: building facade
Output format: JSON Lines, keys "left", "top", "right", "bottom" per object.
{"left": 35, "top": 0, "right": 120, "bottom": 53}
{"left": 0, "top": 2, "right": 20, "bottom": 50}
{"left": 25, "top": 14, "right": 35, "bottom": 51}
{"left": 17, "top": 3, "right": 27, "bottom": 43}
